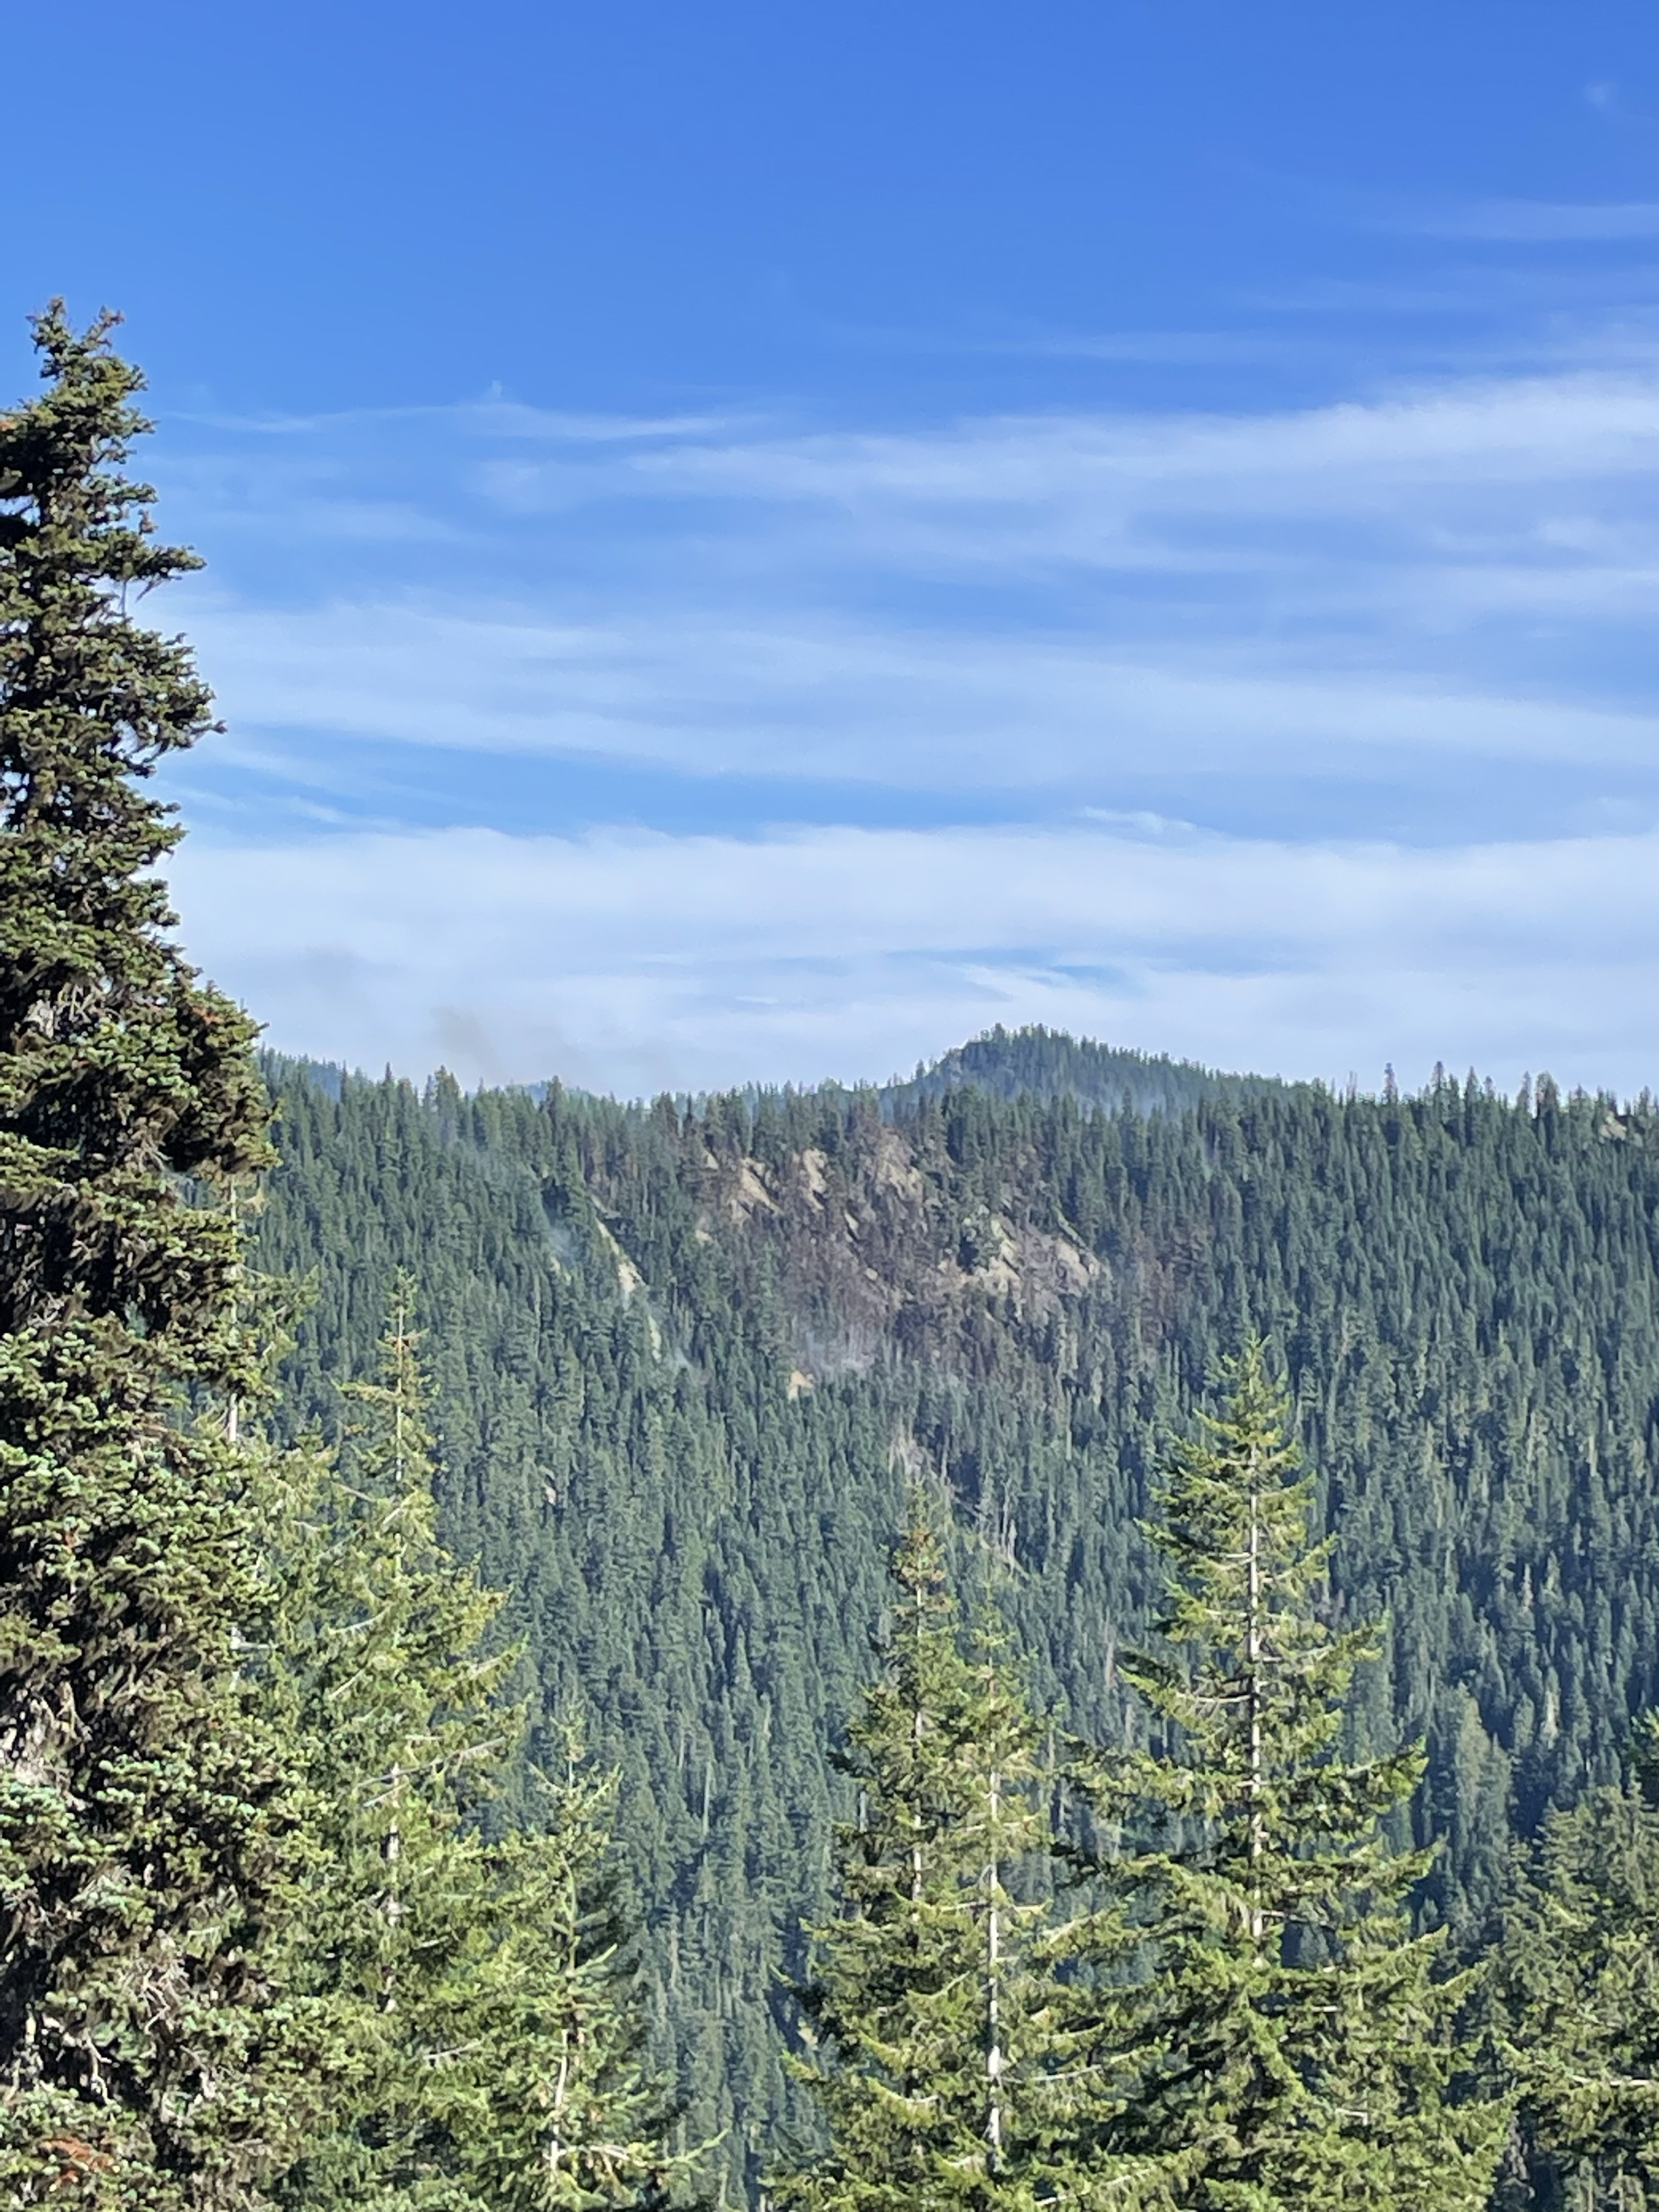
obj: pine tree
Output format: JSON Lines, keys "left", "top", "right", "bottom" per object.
{"left": 0, "top": 306, "right": 292, "bottom": 2203}
{"left": 1081, "top": 1344, "right": 1505, "bottom": 2210}
{"left": 1486, "top": 1717, "right": 1659, "bottom": 2208}
{"left": 773, "top": 1502, "right": 1151, "bottom": 2212}
{"left": 272, "top": 1277, "right": 687, "bottom": 2210}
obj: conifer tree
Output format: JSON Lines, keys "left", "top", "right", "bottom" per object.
{"left": 272, "top": 1277, "right": 686, "bottom": 2210}
{"left": 1486, "top": 1719, "right": 1659, "bottom": 2207}
{"left": 774, "top": 1502, "right": 1154, "bottom": 2212}
{"left": 0, "top": 306, "right": 291, "bottom": 2203}
{"left": 1082, "top": 1345, "right": 1505, "bottom": 2210}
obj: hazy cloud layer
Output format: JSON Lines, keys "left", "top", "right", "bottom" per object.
{"left": 169, "top": 817, "right": 1659, "bottom": 1099}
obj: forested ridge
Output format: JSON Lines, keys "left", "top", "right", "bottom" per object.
{"left": 252, "top": 1044, "right": 1659, "bottom": 2202}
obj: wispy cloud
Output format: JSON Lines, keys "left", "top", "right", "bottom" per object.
{"left": 1416, "top": 201, "right": 1659, "bottom": 243}
{"left": 589, "top": 375, "right": 1659, "bottom": 512}
{"left": 169, "top": 363, "right": 1659, "bottom": 553}
{"left": 184, "top": 369, "right": 1659, "bottom": 639}
{"left": 158, "top": 361, "right": 1659, "bottom": 835}
{"left": 180, "top": 596, "right": 1659, "bottom": 791}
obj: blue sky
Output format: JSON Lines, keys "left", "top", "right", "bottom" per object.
{"left": 9, "top": 1, "right": 1659, "bottom": 1095}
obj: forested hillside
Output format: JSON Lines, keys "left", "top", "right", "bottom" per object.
{"left": 250, "top": 1040, "right": 1659, "bottom": 2206}
{"left": 888, "top": 1024, "right": 1286, "bottom": 1115}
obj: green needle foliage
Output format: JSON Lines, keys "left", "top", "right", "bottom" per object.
{"left": 272, "top": 1277, "right": 689, "bottom": 2211}
{"left": 1486, "top": 1719, "right": 1659, "bottom": 2209}
{"left": 775, "top": 1503, "right": 1153, "bottom": 2212}
{"left": 1082, "top": 1344, "right": 1505, "bottom": 2211}
{"left": 0, "top": 306, "right": 292, "bottom": 2204}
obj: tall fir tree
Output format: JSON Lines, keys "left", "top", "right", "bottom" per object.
{"left": 270, "top": 1276, "right": 687, "bottom": 2211}
{"left": 1080, "top": 1344, "right": 1506, "bottom": 2211}
{"left": 0, "top": 306, "right": 292, "bottom": 2203}
{"left": 1486, "top": 1717, "right": 1659, "bottom": 2209}
{"left": 773, "top": 1502, "right": 1156, "bottom": 2212}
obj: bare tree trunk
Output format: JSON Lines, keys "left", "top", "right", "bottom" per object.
{"left": 1246, "top": 1452, "right": 1265, "bottom": 1943}
{"left": 985, "top": 1761, "right": 1003, "bottom": 2173}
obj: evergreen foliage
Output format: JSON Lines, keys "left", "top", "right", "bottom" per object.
{"left": 891, "top": 1027, "right": 1282, "bottom": 1119}
{"left": 271, "top": 1278, "right": 687, "bottom": 2210}
{"left": 1080, "top": 1347, "right": 1505, "bottom": 2207}
{"left": 775, "top": 1506, "right": 1111, "bottom": 2211}
{"left": 0, "top": 306, "right": 287, "bottom": 2204}
{"left": 1486, "top": 1731, "right": 1659, "bottom": 2208}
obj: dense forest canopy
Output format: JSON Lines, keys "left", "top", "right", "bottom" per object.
{"left": 251, "top": 1037, "right": 1659, "bottom": 2203}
